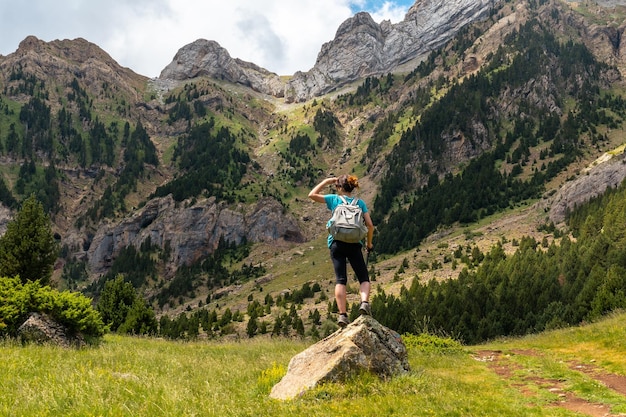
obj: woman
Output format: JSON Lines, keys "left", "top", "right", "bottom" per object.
{"left": 308, "top": 174, "right": 375, "bottom": 327}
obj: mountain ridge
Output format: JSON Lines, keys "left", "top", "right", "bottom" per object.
{"left": 159, "top": 0, "right": 495, "bottom": 102}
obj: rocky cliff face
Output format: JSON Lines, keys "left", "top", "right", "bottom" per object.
{"left": 285, "top": 0, "right": 494, "bottom": 101}
{"left": 158, "top": 0, "right": 494, "bottom": 102}
{"left": 561, "top": 3, "right": 626, "bottom": 77}
{"left": 86, "top": 195, "right": 304, "bottom": 276}
{"left": 548, "top": 152, "right": 626, "bottom": 225}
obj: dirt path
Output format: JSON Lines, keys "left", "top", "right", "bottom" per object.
{"left": 473, "top": 350, "right": 626, "bottom": 416}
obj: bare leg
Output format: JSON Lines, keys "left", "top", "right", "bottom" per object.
{"left": 335, "top": 284, "right": 347, "bottom": 314}
{"left": 360, "top": 281, "right": 370, "bottom": 303}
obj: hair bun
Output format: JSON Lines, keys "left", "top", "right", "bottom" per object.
{"left": 347, "top": 175, "right": 359, "bottom": 188}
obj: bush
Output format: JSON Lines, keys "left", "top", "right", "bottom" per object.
{"left": 0, "top": 276, "right": 105, "bottom": 340}
{"left": 402, "top": 332, "right": 463, "bottom": 354}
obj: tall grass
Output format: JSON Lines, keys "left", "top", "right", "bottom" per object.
{"left": 0, "top": 336, "right": 305, "bottom": 417}
{"left": 2, "top": 312, "right": 626, "bottom": 416}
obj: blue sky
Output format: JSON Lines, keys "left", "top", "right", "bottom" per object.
{"left": 351, "top": 0, "right": 415, "bottom": 15}
{"left": 0, "top": 0, "right": 415, "bottom": 78}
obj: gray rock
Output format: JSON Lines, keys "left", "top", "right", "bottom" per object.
{"left": 286, "top": 0, "right": 493, "bottom": 101}
{"left": 548, "top": 152, "right": 626, "bottom": 224}
{"left": 0, "top": 202, "right": 11, "bottom": 236}
{"left": 159, "top": 39, "right": 284, "bottom": 97}
{"left": 87, "top": 194, "right": 304, "bottom": 275}
{"left": 269, "top": 315, "right": 410, "bottom": 400}
{"left": 17, "top": 312, "right": 86, "bottom": 348}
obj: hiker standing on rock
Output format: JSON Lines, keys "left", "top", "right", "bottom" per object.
{"left": 308, "top": 174, "right": 375, "bottom": 327}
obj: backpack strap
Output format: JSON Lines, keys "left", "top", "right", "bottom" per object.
{"left": 337, "top": 195, "right": 360, "bottom": 207}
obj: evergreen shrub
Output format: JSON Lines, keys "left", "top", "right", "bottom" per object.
{"left": 0, "top": 276, "right": 104, "bottom": 340}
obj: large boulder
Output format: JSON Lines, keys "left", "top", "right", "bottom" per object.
{"left": 270, "top": 315, "right": 410, "bottom": 400}
{"left": 17, "top": 312, "right": 86, "bottom": 348}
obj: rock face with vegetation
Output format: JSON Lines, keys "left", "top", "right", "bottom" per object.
{"left": 548, "top": 152, "right": 626, "bottom": 224}
{"left": 270, "top": 316, "right": 410, "bottom": 400}
{"left": 1, "top": 35, "right": 147, "bottom": 106}
{"left": 86, "top": 194, "right": 304, "bottom": 275}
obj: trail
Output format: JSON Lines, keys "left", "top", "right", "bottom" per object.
{"left": 473, "top": 349, "right": 626, "bottom": 416}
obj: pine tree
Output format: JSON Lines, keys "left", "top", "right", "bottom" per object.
{"left": 96, "top": 275, "right": 136, "bottom": 332}
{"left": 246, "top": 317, "right": 258, "bottom": 338}
{"left": 0, "top": 195, "right": 58, "bottom": 285}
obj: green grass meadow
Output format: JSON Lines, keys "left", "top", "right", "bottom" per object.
{"left": 2, "top": 312, "right": 626, "bottom": 416}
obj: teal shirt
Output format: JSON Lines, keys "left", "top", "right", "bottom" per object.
{"left": 324, "top": 194, "right": 369, "bottom": 248}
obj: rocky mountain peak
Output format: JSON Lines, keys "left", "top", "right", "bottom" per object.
{"left": 17, "top": 35, "right": 46, "bottom": 51}
{"left": 17, "top": 35, "right": 111, "bottom": 65}
{"left": 334, "top": 11, "right": 382, "bottom": 39}
{"left": 1, "top": 35, "right": 147, "bottom": 106}
{"left": 160, "top": 39, "right": 240, "bottom": 80}
{"left": 158, "top": 0, "right": 495, "bottom": 102}
{"left": 159, "top": 38, "right": 285, "bottom": 97}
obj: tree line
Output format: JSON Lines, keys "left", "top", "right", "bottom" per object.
{"left": 372, "top": 179, "right": 626, "bottom": 344}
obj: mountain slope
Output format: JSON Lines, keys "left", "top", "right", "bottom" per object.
{"left": 0, "top": 0, "right": 625, "bottom": 330}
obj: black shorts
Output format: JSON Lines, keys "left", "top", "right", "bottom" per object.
{"left": 329, "top": 240, "right": 370, "bottom": 286}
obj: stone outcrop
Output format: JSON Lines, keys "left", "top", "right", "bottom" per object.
{"left": 159, "top": 39, "right": 285, "bottom": 97}
{"left": 548, "top": 152, "right": 626, "bottom": 224}
{"left": 86, "top": 194, "right": 304, "bottom": 275}
{"left": 17, "top": 312, "right": 86, "bottom": 348}
{"left": 270, "top": 316, "right": 410, "bottom": 400}
{"left": 0, "top": 203, "right": 11, "bottom": 236}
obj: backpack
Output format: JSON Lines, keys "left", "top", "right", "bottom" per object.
{"left": 327, "top": 196, "right": 368, "bottom": 243}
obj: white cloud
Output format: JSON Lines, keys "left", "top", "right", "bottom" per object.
{"left": 0, "top": 0, "right": 411, "bottom": 78}
{"left": 369, "top": 1, "right": 411, "bottom": 23}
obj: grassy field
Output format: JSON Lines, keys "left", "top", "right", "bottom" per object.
{"left": 2, "top": 312, "right": 626, "bottom": 417}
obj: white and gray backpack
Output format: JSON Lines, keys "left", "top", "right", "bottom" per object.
{"left": 327, "top": 196, "right": 368, "bottom": 243}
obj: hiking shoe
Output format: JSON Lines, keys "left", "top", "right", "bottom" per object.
{"left": 359, "top": 302, "right": 371, "bottom": 316}
{"left": 337, "top": 314, "right": 349, "bottom": 328}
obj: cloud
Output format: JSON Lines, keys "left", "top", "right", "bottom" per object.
{"left": 0, "top": 0, "right": 411, "bottom": 78}
{"left": 235, "top": 10, "right": 285, "bottom": 67}
{"left": 370, "top": 1, "right": 411, "bottom": 23}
